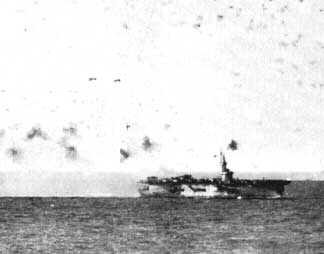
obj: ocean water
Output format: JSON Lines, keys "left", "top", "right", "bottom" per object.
{"left": 0, "top": 182, "right": 323, "bottom": 254}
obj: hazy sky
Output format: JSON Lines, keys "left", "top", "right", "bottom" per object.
{"left": 0, "top": 0, "right": 118, "bottom": 173}
{"left": 0, "top": 0, "right": 323, "bottom": 194}
{"left": 121, "top": 0, "right": 324, "bottom": 175}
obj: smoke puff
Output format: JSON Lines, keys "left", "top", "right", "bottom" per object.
{"left": 63, "top": 125, "right": 78, "bottom": 136}
{"left": 120, "top": 148, "right": 130, "bottom": 162}
{"left": 26, "top": 127, "right": 48, "bottom": 140}
{"left": 65, "top": 146, "right": 78, "bottom": 160}
{"left": 142, "top": 136, "right": 154, "bottom": 152}
{"left": 59, "top": 132, "right": 79, "bottom": 161}
{"left": 6, "top": 147, "right": 23, "bottom": 161}
{"left": 228, "top": 140, "right": 239, "bottom": 151}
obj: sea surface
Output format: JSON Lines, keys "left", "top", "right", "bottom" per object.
{"left": 0, "top": 182, "right": 323, "bottom": 254}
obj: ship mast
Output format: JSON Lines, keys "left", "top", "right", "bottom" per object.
{"left": 220, "top": 152, "right": 233, "bottom": 184}
{"left": 220, "top": 152, "right": 227, "bottom": 172}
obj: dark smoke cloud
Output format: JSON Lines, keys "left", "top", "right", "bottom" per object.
{"left": 120, "top": 148, "right": 130, "bottom": 162}
{"left": 6, "top": 147, "right": 22, "bottom": 161}
{"left": 142, "top": 136, "right": 154, "bottom": 152}
{"left": 26, "top": 127, "right": 48, "bottom": 140}
{"left": 228, "top": 140, "right": 239, "bottom": 151}
{"left": 63, "top": 125, "right": 78, "bottom": 136}
{"left": 65, "top": 145, "right": 78, "bottom": 160}
{"left": 58, "top": 136, "right": 78, "bottom": 160}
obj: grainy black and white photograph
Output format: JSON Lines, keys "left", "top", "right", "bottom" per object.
{"left": 1, "top": 0, "right": 324, "bottom": 253}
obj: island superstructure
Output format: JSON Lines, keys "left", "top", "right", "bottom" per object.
{"left": 137, "top": 153, "right": 291, "bottom": 199}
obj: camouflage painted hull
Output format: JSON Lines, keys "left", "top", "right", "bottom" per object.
{"left": 137, "top": 181, "right": 290, "bottom": 199}
{"left": 137, "top": 153, "right": 291, "bottom": 199}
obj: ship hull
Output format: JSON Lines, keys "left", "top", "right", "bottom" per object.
{"left": 138, "top": 184, "right": 181, "bottom": 198}
{"left": 137, "top": 182, "right": 289, "bottom": 199}
{"left": 137, "top": 153, "right": 291, "bottom": 199}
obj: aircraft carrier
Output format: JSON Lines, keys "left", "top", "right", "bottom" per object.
{"left": 137, "top": 153, "right": 291, "bottom": 199}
